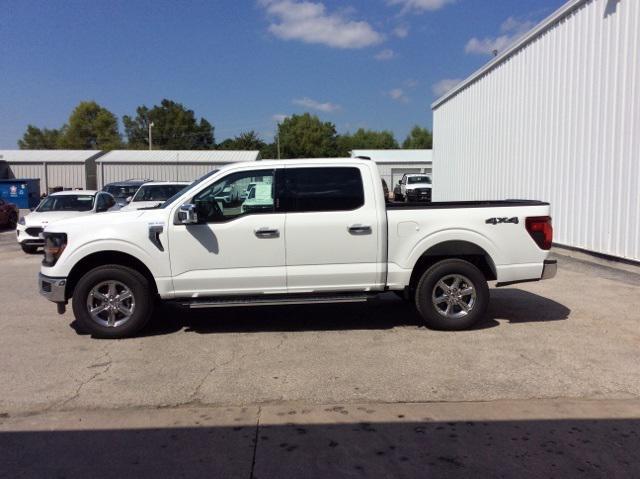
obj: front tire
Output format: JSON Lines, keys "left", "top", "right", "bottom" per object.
{"left": 415, "top": 259, "right": 489, "bottom": 331}
{"left": 72, "top": 265, "right": 154, "bottom": 339}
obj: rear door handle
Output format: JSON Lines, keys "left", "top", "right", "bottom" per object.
{"left": 348, "top": 224, "right": 372, "bottom": 235}
{"left": 254, "top": 227, "right": 280, "bottom": 238}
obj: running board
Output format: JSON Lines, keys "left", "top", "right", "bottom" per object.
{"left": 180, "top": 293, "right": 375, "bottom": 309}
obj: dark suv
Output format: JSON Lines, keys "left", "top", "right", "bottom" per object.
{"left": 101, "top": 179, "right": 151, "bottom": 208}
{"left": 0, "top": 198, "right": 19, "bottom": 228}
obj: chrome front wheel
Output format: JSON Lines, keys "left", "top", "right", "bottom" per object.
{"left": 86, "top": 280, "right": 136, "bottom": 328}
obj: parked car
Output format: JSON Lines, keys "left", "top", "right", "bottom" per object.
{"left": 0, "top": 198, "right": 19, "bottom": 229}
{"left": 119, "top": 182, "right": 190, "bottom": 211}
{"left": 394, "top": 174, "right": 432, "bottom": 202}
{"left": 38, "top": 158, "right": 556, "bottom": 338}
{"left": 102, "top": 179, "right": 151, "bottom": 209}
{"left": 17, "top": 190, "right": 115, "bottom": 253}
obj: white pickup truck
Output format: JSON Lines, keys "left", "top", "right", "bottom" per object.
{"left": 38, "top": 158, "right": 556, "bottom": 338}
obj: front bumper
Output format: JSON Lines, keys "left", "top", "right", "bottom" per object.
{"left": 38, "top": 273, "right": 67, "bottom": 303}
{"left": 16, "top": 227, "right": 45, "bottom": 246}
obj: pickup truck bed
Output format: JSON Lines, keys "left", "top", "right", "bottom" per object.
{"left": 386, "top": 200, "right": 549, "bottom": 209}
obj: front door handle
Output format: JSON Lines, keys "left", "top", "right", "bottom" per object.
{"left": 348, "top": 224, "right": 372, "bottom": 235}
{"left": 254, "top": 227, "right": 280, "bottom": 238}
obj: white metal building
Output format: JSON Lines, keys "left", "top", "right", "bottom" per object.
{"left": 432, "top": 0, "right": 639, "bottom": 262}
{"left": 350, "top": 149, "right": 432, "bottom": 189}
{"left": 96, "top": 150, "right": 261, "bottom": 187}
{"left": 0, "top": 150, "right": 102, "bottom": 194}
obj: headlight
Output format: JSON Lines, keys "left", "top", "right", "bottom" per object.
{"left": 18, "top": 217, "right": 25, "bottom": 226}
{"left": 42, "top": 233, "right": 67, "bottom": 267}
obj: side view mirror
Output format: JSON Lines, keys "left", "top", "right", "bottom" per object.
{"left": 398, "top": 180, "right": 402, "bottom": 185}
{"left": 126, "top": 196, "right": 132, "bottom": 203}
{"left": 178, "top": 203, "right": 199, "bottom": 224}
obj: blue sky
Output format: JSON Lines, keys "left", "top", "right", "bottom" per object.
{"left": 0, "top": 0, "right": 566, "bottom": 148}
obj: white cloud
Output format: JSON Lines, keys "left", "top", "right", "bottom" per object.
{"left": 465, "top": 16, "right": 535, "bottom": 56}
{"left": 388, "top": 0, "right": 456, "bottom": 14}
{"left": 405, "top": 78, "right": 419, "bottom": 88}
{"left": 393, "top": 25, "right": 409, "bottom": 38}
{"left": 293, "top": 97, "right": 341, "bottom": 112}
{"left": 374, "top": 48, "right": 395, "bottom": 61}
{"left": 432, "top": 78, "right": 462, "bottom": 97}
{"left": 260, "top": 0, "right": 383, "bottom": 49}
{"left": 388, "top": 88, "right": 409, "bottom": 103}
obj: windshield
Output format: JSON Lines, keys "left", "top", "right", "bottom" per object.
{"left": 161, "top": 170, "right": 219, "bottom": 208}
{"left": 408, "top": 176, "right": 431, "bottom": 184}
{"left": 133, "top": 184, "right": 188, "bottom": 202}
{"left": 37, "top": 195, "right": 95, "bottom": 212}
{"left": 103, "top": 185, "right": 141, "bottom": 199}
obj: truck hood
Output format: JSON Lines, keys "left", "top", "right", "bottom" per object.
{"left": 119, "top": 201, "right": 164, "bottom": 211}
{"left": 24, "top": 210, "right": 93, "bottom": 227}
{"left": 43, "top": 210, "right": 151, "bottom": 233}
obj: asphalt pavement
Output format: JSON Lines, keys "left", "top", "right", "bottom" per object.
{"left": 0, "top": 227, "right": 639, "bottom": 477}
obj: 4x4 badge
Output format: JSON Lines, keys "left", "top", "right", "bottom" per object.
{"left": 486, "top": 217, "right": 519, "bottom": 225}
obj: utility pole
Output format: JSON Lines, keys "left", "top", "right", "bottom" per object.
{"left": 276, "top": 124, "right": 281, "bottom": 160}
{"left": 148, "top": 121, "right": 154, "bottom": 150}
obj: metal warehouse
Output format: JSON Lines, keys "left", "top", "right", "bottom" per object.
{"left": 96, "top": 150, "right": 260, "bottom": 187}
{"left": 0, "top": 150, "right": 101, "bottom": 194}
{"left": 350, "top": 149, "right": 432, "bottom": 189}
{"left": 432, "top": 0, "right": 639, "bottom": 262}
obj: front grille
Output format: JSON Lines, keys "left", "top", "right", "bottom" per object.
{"left": 412, "top": 189, "right": 432, "bottom": 201}
{"left": 25, "top": 227, "right": 43, "bottom": 237}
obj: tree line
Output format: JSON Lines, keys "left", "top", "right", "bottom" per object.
{"left": 18, "top": 100, "right": 432, "bottom": 158}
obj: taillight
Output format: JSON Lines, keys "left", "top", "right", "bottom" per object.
{"left": 526, "top": 216, "right": 553, "bottom": 250}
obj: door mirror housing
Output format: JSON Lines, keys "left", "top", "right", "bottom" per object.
{"left": 178, "top": 203, "right": 199, "bottom": 224}
{"left": 398, "top": 180, "right": 402, "bottom": 185}
{"left": 125, "top": 196, "right": 133, "bottom": 204}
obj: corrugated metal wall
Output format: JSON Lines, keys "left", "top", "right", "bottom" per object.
{"left": 433, "top": 0, "right": 640, "bottom": 261}
{"left": 5, "top": 163, "right": 44, "bottom": 185}
{"left": 46, "top": 164, "right": 87, "bottom": 190}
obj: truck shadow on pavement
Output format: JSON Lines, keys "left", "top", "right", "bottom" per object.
{"left": 1, "top": 416, "right": 638, "bottom": 478}
{"left": 119, "top": 289, "right": 570, "bottom": 338}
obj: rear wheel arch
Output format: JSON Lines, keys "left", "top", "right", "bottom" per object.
{"left": 408, "top": 240, "right": 497, "bottom": 291}
{"left": 66, "top": 251, "right": 158, "bottom": 300}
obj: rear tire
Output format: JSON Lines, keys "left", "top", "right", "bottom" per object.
{"left": 20, "top": 244, "right": 38, "bottom": 254}
{"left": 72, "top": 265, "right": 154, "bottom": 339}
{"left": 415, "top": 259, "right": 489, "bottom": 331}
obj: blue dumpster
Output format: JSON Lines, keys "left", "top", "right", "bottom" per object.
{"left": 0, "top": 179, "right": 41, "bottom": 209}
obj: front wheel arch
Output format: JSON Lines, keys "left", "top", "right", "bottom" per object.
{"left": 66, "top": 251, "right": 158, "bottom": 301}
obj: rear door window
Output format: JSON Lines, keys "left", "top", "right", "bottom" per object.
{"left": 281, "top": 167, "right": 364, "bottom": 213}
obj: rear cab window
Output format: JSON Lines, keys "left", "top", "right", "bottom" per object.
{"left": 280, "top": 167, "right": 365, "bottom": 213}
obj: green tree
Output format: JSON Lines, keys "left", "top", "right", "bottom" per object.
{"left": 58, "top": 101, "right": 122, "bottom": 150}
{"left": 123, "top": 99, "right": 214, "bottom": 150}
{"left": 217, "top": 131, "right": 266, "bottom": 151}
{"left": 278, "top": 113, "right": 339, "bottom": 158}
{"left": 402, "top": 125, "right": 433, "bottom": 149}
{"left": 18, "top": 125, "right": 63, "bottom": 149}
{"left": 337, "top": 128, "right": 399, "bottom": 155}
{"left": 259, "top": 142, "right": 278, "bottom": 159}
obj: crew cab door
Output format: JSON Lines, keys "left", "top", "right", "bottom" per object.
{"left": 168, "top": 168, "right": 286, "bottom": 297}
{"left": 281, "top": 165, "right": 383, "bottom": 292}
